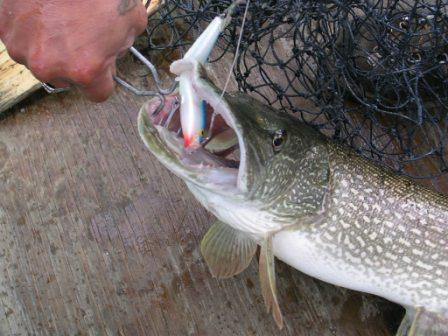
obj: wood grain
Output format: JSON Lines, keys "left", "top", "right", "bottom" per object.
{"left": 0, "top": 54, "right": 405, "bottom": 335}
{"left": 0, "top": 42, "right": 41, "bottom": 115}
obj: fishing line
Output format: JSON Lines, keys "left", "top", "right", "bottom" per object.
{"left": 220, "top": 0, "right": 250, "bottom": 100}
{"left": 207, "top": 0, "right": 250, "bottom": 143}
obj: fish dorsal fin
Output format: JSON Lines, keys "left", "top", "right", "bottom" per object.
{"left": 397, "top": 307, "right": 448, "bottom": 336}
{"left": 201, "top": 221, "right": 257, "bottom": 279}
{"left": 259, "top": 236, "right": 284, "bottom": 329}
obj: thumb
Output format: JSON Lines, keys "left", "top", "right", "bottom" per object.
{"left": 78, "top": 64, "right": 117, "bottom": 102}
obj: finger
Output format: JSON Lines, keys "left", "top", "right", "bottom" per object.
{"left": 47, "top": 79, "right": 72, "bottom": 89}
{"left": 2, "top": 7, "right": 39, "bottom": 66}
{"left": 116, "top": 34, "right": 137, "bottom": 59}
{"left": 133, "top": 1, "right": 148, "bottom": 35}
{"left": 2, "top": 28, "right": 28, "bottom": 65}
{"left": 4, "top": 43, "right": 27, "bottom": 65}
{"left": 117, "top": 49, "right": 129, "bottom": 59}
{"left": 26, "top": 46, "right": 67, "bottom": 83}
{"left": 78, "top": 63, "right": 116, "bottom": 102}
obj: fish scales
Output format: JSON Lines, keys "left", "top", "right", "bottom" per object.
{"left": 301, "top": 143, "right": 448, "bottom": 313}
{"left": 190, "top": 114, "right": 448, "bottom": 313}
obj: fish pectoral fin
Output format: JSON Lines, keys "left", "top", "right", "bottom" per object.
{"left": 397, "top": 307, "right": 448, "bottom": 336}
{"left": 259, "top": 236, "right": 284, "bottom": 330}
{"left": 200, "top": 220, "right": 257, "bottom": 279}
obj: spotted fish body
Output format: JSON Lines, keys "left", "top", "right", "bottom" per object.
{"left": 296, "top": 145, "right": 448, "bottom": 313}
{"left": 189, "top": 139, "right": 448, "bottom": 307}
{"left": 139, "top": 71, "right": 448, "bottom": 333}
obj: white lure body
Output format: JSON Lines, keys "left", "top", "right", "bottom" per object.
{"left": 171, "top": 16, "right": 230, "bottom": 150}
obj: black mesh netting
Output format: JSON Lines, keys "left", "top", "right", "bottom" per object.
{"left": 142, "top": 0, "right": 448, "bottom": 178}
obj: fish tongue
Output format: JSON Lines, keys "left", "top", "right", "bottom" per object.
{"left": 204, "top": 128, "right": 238, "bottom": 154}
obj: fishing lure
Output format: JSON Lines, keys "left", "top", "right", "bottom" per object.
{"left": 174, "top": 11, "right": 233, "bottom": 151}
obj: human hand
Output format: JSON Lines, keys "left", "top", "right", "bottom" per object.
{"left": 0, "top": 0, "right": 147, "bottom": 102}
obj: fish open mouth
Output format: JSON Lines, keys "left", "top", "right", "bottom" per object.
{"left": 138, "top": 91, "right": 246, "bottom": 192}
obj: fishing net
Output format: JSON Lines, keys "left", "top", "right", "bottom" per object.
{"left": 142, "top": 0, "right": 448, "bottom": 179}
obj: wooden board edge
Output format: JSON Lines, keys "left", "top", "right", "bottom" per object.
{"left": 0, "top": 42, "right": 41, "bottom": 114}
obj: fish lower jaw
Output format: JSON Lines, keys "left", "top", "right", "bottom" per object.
{"left": 186, "top": 183, "right": 283, "bottom": 236}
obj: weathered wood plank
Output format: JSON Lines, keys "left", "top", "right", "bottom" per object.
{"left": 0, "top": 42, "right": 41, "bottom": 114}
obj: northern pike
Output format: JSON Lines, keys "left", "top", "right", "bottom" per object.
{"left": 137, "top": 11, "right": 448, "bottom": 336}
{"left": 138, "top": 66, "right": 448, "bottom": 334}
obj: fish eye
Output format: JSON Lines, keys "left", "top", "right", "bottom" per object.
{"left": 272, "top": 130, "right": 287, "bottom": 152}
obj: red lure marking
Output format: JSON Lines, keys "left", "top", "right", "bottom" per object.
{"left": 184, "top": 135, "right": 193, "bottom": 148}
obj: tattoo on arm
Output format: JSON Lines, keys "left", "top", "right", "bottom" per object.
{"left": 118, "top": 0, "right": 138, "bottom": 15}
